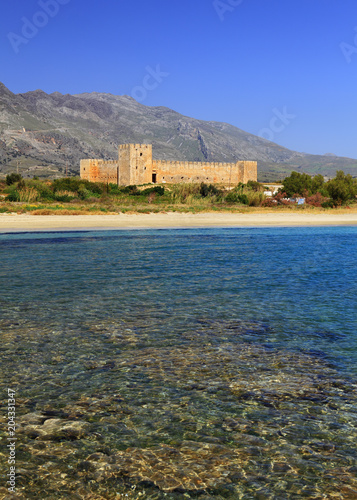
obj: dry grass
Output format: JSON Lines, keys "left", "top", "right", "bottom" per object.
{"left": 29, "top": 208, "right": 118, "bottom": 215}
{"left": 18, "top": 187, "right": 40, "bottom": 203}
{"left": 54, "top": 190, "right": 77, "bottom": 197}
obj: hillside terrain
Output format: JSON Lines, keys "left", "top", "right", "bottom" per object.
{"left": 1, "top": 82, "right": 356, "bottom": 182}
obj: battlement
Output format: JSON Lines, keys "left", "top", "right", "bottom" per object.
{"left": 153, "top": 159, "right": 244, "bottom": 169}
{"left": 81, "top": 144, "right": 257, "bottom": 186}
{"left": 119, "top": 144, "right": 152, "bottom": 150}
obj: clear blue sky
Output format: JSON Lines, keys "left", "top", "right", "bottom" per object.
{"left": 1, "top": 0, "right": 357, "bottom": 158}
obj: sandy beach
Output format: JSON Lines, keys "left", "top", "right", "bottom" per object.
{"left": 0, "top": 211, "right": 357, "bottom": 232}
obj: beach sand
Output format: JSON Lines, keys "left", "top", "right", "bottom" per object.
{"left": 1, "top": 211, "right": 357, "bottom": 232}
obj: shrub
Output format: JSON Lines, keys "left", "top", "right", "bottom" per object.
{"left": 225, "top": 184, "right": 265, "bottom": 206}
{"left": 52, "top": 178, "right": 105, "bottom": 195}
{"left": 262, "top": 198, "right": 278, "bottom": 207}
{"left": 7, "top": 189, "right": 20, "bottom": 202}
{"left": 170, "top": 184, "right": 201, "bottom": 203}
{"left": 78, "top": 186, "right": 92, "bottom": 200}
{"left": 147, "top": 192, "right": 156, "bottom": 203}
{"left": 246, "top": 191, "right": 265, "bottom": 207}
{"left": 305, "top": 192, "right": 330, "bottom": 207}
{"left": 118, "top": 185, "right": 140, "bottom": 195}
{"left": 108, "top": 183, "right": 123, "bottom": 195}
{"left": 200, "top": 183, "right": 221, "bottom": 198}
{"left": 6, "top": 173, "right": 22, "bottom": 185}
{"left": 141, "top": 186, "right": 165, "bottom": 196}
{"left": 271, "top": 192, "right": 295, "bottom": 206}
{"left": 246, "top": 180, "right": 264, "bottom": 192}
{"left": 226, "top": 191, "right": 248, "bottom": 204}
{"left": 53, "top": 190, "right": 77, "bottom": 201}
{"left": 321, "top": 200, "right": 335, "bottom": 208}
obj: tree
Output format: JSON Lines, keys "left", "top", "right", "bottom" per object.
{"left": 311, "top": 174, "right": 326, "bottom": 194}
{"left": 281, "top": 172, "right": 312, "bottom": 197}
{"left": 326, "top": 171, "right": 357, "bottom": 204}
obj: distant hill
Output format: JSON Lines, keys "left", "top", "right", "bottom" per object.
{"left": 0, "top": 82, "right": 356, "bottom": 182}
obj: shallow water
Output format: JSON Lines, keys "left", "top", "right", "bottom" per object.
{"left": 0, "top": 227, "right": 356, "bottom": 499}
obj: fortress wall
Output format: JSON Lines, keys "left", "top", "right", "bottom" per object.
{"left": 152, "top": 160, "right": 257, "bottom": 185}
{"left": 80, "top": 159, "right": 118, "bottom": 184}
{"left": 81, "top": 145, "right": 257, "bottom": 187}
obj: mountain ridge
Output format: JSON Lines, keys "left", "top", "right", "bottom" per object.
{"left": 0, "top": 82, "right": 356, "bottom": 181}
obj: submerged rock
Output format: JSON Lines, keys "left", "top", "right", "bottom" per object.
{"left": 19, "top": 418, "right": 90, "bottom": 441}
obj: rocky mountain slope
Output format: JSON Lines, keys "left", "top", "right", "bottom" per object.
{"left": 0, "top": 82, "right": 356, "bottom": 182}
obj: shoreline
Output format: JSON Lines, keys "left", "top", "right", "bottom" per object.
{"left": 1, "top": 211, "right": 357, "bottom": 232}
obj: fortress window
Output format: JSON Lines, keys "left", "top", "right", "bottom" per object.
{"left": 140, "top": 153, "right": 143, "bottom": 156}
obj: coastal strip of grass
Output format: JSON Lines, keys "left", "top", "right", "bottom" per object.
{"left": 0, "top": 172, "right": 356, "bottom": 215}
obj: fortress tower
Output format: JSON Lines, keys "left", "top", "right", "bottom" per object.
{"left": 118, "top": 144, "right": 152, "bottom": 185}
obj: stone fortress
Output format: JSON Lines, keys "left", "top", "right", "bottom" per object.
{"left": 80, "top": 144, "right": 257, "bottom": 186}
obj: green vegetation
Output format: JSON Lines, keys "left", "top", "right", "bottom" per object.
{"left": 6, "top": 173, "right": 23, "bottom": 185}
{"left": 281, "top": 170, "right": 357, "bottom": 206}
{"left": 0, "top": 172, "right": 356, "bottom": 214}
{"left": 226, "top": 182, "right": 265, "bottom": 206}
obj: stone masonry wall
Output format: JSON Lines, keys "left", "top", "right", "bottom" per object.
{"left": 80, "top": 159, "right": 118, "bottom": 184}
{"left": 152, "top": 160, "right": 257, "bottom": 185}
{"left": 239, "top": 161, "right": 258, "bottom": 184}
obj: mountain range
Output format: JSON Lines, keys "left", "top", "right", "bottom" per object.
{"left": 1, "top": 82, "right": 356, "bottom": 182}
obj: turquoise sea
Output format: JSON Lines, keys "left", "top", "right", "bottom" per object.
{"left": 0, "top": 226, "right": 356, "bottom": 499}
